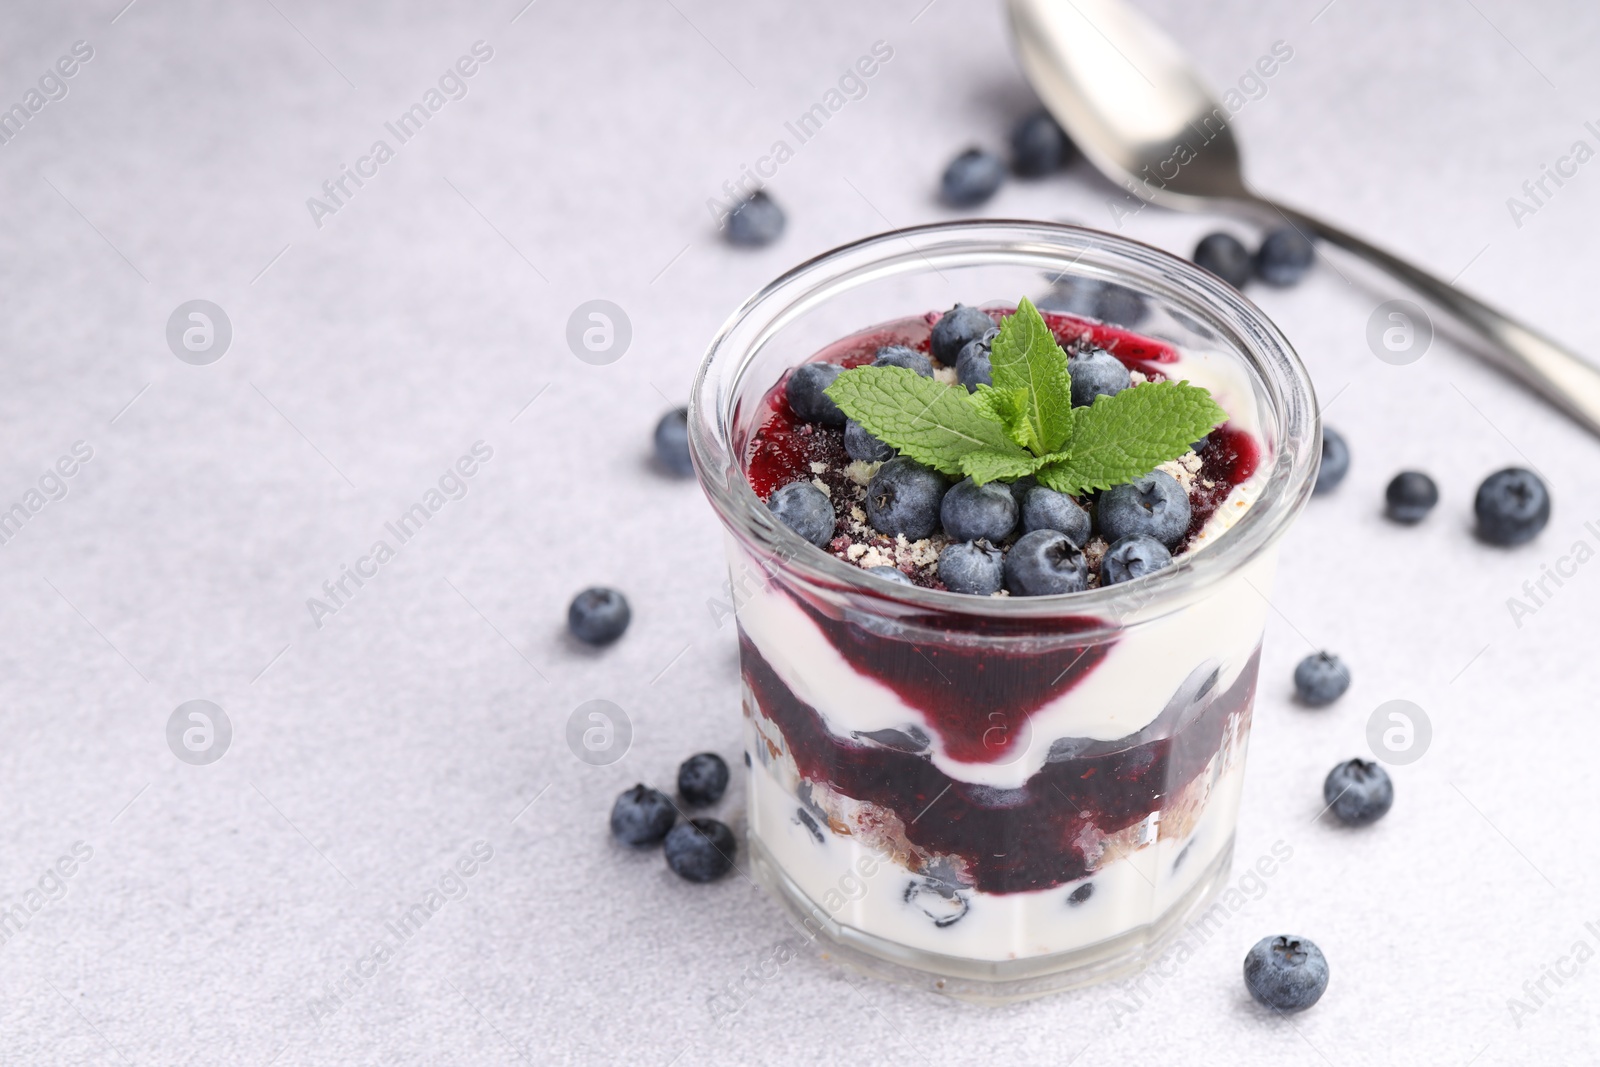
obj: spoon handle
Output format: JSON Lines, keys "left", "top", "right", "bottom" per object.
{"left": 1264, "top": 200, "right": 1600, "bottom": 438}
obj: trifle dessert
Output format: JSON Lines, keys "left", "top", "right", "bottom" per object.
{"left": 689, "top": 222, "right": 1317, "bottom": 1001}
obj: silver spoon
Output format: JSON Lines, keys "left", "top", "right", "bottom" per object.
{"left": 1008, "top": 0, "right": 1600, "bottom": 438}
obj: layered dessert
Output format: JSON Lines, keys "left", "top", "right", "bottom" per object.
{"left": 730, "top": 301, "right": 1278, "bottom": 970}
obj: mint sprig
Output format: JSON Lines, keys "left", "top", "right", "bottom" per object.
{"left": 823, "top": 298, "right": 1227, "bottom": 494}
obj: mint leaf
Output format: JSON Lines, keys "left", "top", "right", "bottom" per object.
{"left": 825, "top": 366, "right": 1033, "bottom": 478}
{"left": 968, "top": 385, "right": 1037, "bottom": 452}
{"left": 958, "top": 449, "right": 1045, "bottom": 485}
{"left": 1034, "top": 380, "right": 1226, "bottom": 495}
{"left": 988, "top": 296, "right": 1074, "bottom": 455}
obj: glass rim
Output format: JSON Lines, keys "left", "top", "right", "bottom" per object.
{"left": 687, "top": 219, "right": 1319, "bottom": 623}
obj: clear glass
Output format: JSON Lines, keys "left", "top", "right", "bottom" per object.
{"left": 688, "top": 221, "right": 1318, "bottom": 1003}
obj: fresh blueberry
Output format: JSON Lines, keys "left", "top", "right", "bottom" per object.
{"left": 1010, "top": 109, "right": 1074, "bottom": 177}
{"left": 1101, "top": 535, "right": 1173, "bottom": 586}
{"left": 872, "top": 345, "right": 934, "bottom": 377}
{"left": 1007, "top": 475, "right": 1037, "bottom": 509}
{"left": 1323, "top": 758, "right": 1393, "bottom": 826}
{"left": 724, "top": 190, "right": 785, "bottom": 248}
{"left": 1243, "top": 935, "right": 1329, "bottom": 1013}
{"left": 844, "top": 419, "right": 895, "bottom": 462}
{"left": 867, "top": 565, "right": 912, "bottom": 585}
{"left": 568, "top": 587, "right": 631, "bottom": 645}
{"left": 1005, "top": 529, "right": 1089, "bottom": 596}
{"left": 866, "top": 458, "right": 947, "bottom": 539}
{"left": 785, "top": 362, "right": 845, "bottom": 428}
{"left": 767, "top": 481, "right": 835, "bottom": 547}
{"left": 1193, "top": 232, "right": 1253, "bottom": 289}
{"left": 940, "top": 477, "right": 1018, "bottom": 542}
{"left": 1385, "top": 471, "right": 1438, "bottom": 524}
{"left": 610, "top": 784, "right": 676, "bottom": 847}
{"left": 1067, "top": 882, "right": 1093, "bottom": 906}
{"left": 663, "top": 818, "right": 737, "bottom": 883}
{"left": 1068, "top": 348, "right": 1132, "bottom": 408}
{"left": 653, "top": 407, "right": 693, "bottom": 476}
{"left": 1475, "top": 467, "right": 1550, "bottom": 546}
{"left": 956, "top": 339, "right": 993, "bottom": 392}
{"left": 1096, "top": 471, "right": 1192, "bottom": 548}
{"left": 1313, "top": 427, "right": 1349, "bottom": 495}
{"left": 940, "top": 148, "right": 1006, "bottom": 207}
{"left": 1255, "top": 226, "right": 1315, "bottom": 287}
{"left": 937, "top": 540, "right": 1004, "bottom": 595}
{"left": 1294, "top": 652, "right": 1349, "bottom": 706}
{"left": 678, "top": 752, "right": 730, "bottom": 807}
{"left": 930, "top": 304, "right": 995, "bottom": 365}
{"left": 1020, "top": 486, "right": 1091, "bottom": 545}
{"left": 1091, "top": 283, "right": 1148, "bottom": 328}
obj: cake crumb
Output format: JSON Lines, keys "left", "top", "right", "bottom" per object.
{"left": 809, "top": 461, "right": 828, "bottom": 475}
{"left": 1157, "top": 450, "right": 1204, "bottom": 493}
{"left": 1129, "top": 370, "right": 1149, "bottom": 385}
{"left": 845, "top": 460, "right": 880, "bottom": 486}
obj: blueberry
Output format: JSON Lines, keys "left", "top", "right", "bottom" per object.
{"left": 1243, "top": 935, "right": 1329, "bottom": 1013}
{"left": 610, "top": 784, "right": 676, "bottom": 846}
{"left": 940, "top": 477, "right": 1018, "bottom": 542}
{"left": 1475, "top": 467, "right": 1550, "bottom": 546}
{"left": 867, "top": 565, "right": 912, "bottom": 585}
{"left": 1096, "top": 471, "right": 1191, "bottom": 548}
{"left": 1192, "top": 232, "right": 1253, "bottom": 289}
{"left": 785, "top": 362, "right": 845, "bottom": 428}
{"left": 937, "top": 541, "right": 1004, "bottom": 595}
{"left": 930, "top": 304, "right": 995, "bottom": 365}
{"left": 956, "top": 340, "right": 993, "bottom": 392}
{"left": 653, "top": 407, "right": 693, "bottom": 476}
{"left": 1067, "top": 348, "right": 1132, "bottom": 408}
{"left": 1010, "top": 109, "right": 1073, "bottom": 177}
{"left": 1067, "top": 882, "right": 1093, "bottom": 906}
{"left": 1090, "top": 283, "right": 1148, "bottom": 328}
{"left": 1005, "top": 529, "right": 1089, "bottom": 596}
{"left": 1255, "top": 226, "right": 1315, "bottom": 287}
{"left": 872, "top": 345, "right": 934, "bottom": 377}
{"left": 940, "top": 148, "right": 1006, "bottom": 207}
{"left": 1323, "top": 758, "right": 1393, "bottom": 826}
{"left": 678, "top": 752, "right": 730, "bottom": 807}
{"left": 663, "top": 818, "right": 737, "bottom": 883}
{"left": 1020, "top": 486, "right": 1090, "bottom": 545}
{"left": 844, "top": 419, "right": 894, "bottom": 462}
{"left": 1293, "top": 652, "right": 1349, "bottom": 706}
{"left": 724, "top": 190, "right": 785, "bottom": 248}
{"left": 1101, "top": 534, "right": 1173, "bottom": 586}
{"left": 767, "top": 481, "right": 835, "bottom": 548}
{"left": 1385, "top": 471, "right": 1438, "bottom": 524}
{"left": 568, "top": 587, "right": 631, "bottom": 645}
{"left": 1314, "top": 427, "right": 1349, "bottom": 495}
{"left": 866, "top": 458, "right": 947, "bottom": 539}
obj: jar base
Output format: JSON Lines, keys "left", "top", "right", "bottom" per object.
{"left": 748, "top": 832, "right": 1237, "bottom": 1005}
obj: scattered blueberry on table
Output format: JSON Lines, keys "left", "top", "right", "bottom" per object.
{"left": 1323, "top": 759, "right": 1393, "bottom": 826}
{"left": 767, "top": 481, "right": 836, "bottom": 547}
{"left": 724, "top": 190, "right": 785, "bottom": 248}
{"left": 678, "top": 752, "right": 731, "bottom": 807}
{"left": 610, "top": 785, "right": 677, "bottom": 847}
{"left": 940, "top": 147, "right": 1007, "bottom": 206}
{"left": 1009, "top": 109, "right": 1074, "bottom": 177}
{"left": 653, "top": 408, "right": 693, "bottom": 476}
{"left": 1293, "top": 652, "right": 1349, "bottom": 707}
{"left": 1243, "top": 935, "right": 1329, "bottom": 1013}
{"left": 1192, "top": 232, "right": 1254, "bottom": 289}
{"left": 664, "top": 818, "right": 738, "bottom": 883}
{"left": 1474, "top": 467, "right": 1550, "bottom": 545}
{"left": 1313, "top": 427, "right": 1349, "bottom": 495}
{"left": 1255, "top": 226, "right": 1315, "bottom": 287}
{"left": 1384, "top": 470, "right": 1438, "bottom": 523}
{"left": 568, "top": 587, "right": 631, "bottom": 645}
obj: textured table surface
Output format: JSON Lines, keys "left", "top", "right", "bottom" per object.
{"left": 1, "top": 0, "right": 1597, "bottom": 1063}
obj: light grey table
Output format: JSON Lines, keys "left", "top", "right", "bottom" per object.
{"left": 0, "top": 0, "right": 1596, "bottom": 1062}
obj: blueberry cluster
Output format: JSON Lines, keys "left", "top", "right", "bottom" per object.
{"left": 1192, "top": 227, "right": 1316, "bottom": 289}
{"left": 938, "top": 109, "right": 1077, "bottom": 208}
{"left": 765, "top": 308, "right": 1197, "bottom": 596}
{"left": 610, "top": 752, "right": 737, "bottom": 883}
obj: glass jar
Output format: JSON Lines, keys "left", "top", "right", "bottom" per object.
{"left": 688, "top": 220, "right": 1318, "bottom": 1003}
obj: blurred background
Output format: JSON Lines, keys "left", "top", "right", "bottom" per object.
{"left": 0, "top": 0, "right": 1596, "bottom": 1062}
